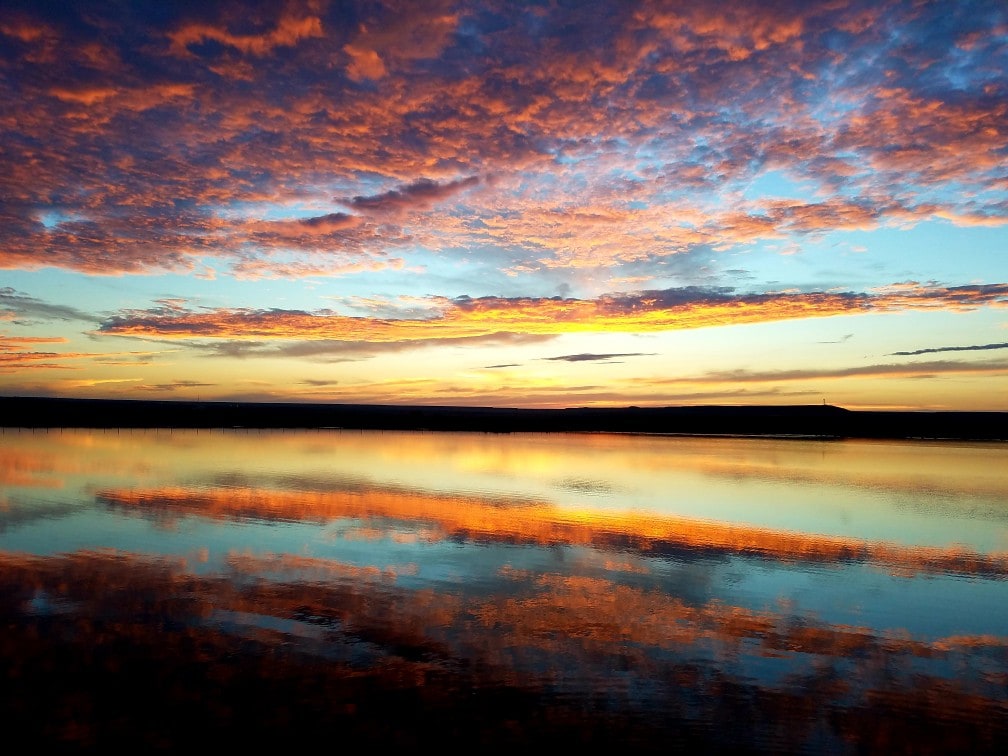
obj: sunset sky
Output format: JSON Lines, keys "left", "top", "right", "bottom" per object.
{"left": 2, "top": 0, "right": 1006, "bottom": 410}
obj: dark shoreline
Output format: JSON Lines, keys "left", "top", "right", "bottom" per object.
{"left": 2, "top": 395, "right": 1006, "bottom": 440}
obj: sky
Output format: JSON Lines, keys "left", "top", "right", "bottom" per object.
{"left": 1, "top": 0, "right": 1006, "bottom": 411}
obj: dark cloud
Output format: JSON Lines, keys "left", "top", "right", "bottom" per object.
{"left": 0, "top": 287, "right": 94, "bottom": 323}
{"left": 595, "top": 286, "right": 739, "bottom": 312}
{"left": 819, "top": 334, "right": 854, "bottom": 344}
{"left": 595, "top": 286, "right": 873, "bottom": 316}
{"left": 184, "top": 333, "right": 553, "bottom": 362}
{"left": 891, "top": 342, "right": 1008, "bottom": 356}
{"left": 342, "top": 176, "right": 480, "bottom": 215}
{"left": 136, "top": 380, "right": 215, "bottom": 392}
{"left": 690, "top": 359, "right": 1008, "bottom": 383}
{"left": 541, "top": 352, "right": 656, "bottom": 363}
{"left": 292, "top": 212, "right": 357, "bottom": 230}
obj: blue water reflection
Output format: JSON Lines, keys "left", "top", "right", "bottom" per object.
{"left": 1, "top": 428, "right": 1006, "bottom": 752}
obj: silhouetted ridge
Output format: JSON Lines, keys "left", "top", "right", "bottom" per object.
{"left": 1, "top": 397, "right": 1005, "bottom": 440}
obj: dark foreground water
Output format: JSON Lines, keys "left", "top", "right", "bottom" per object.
{"left": 2, "top": 429, "right": 1006, "bottom": 752}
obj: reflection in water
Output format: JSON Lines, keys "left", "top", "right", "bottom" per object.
{"left": 1, "top": 429, "right": 1007, "bottom": 752}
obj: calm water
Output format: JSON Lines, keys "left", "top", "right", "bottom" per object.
{"left": 2, "top": 428, "right": 1007, "bottom": 752}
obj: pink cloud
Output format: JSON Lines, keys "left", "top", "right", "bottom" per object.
{"left": 168, "top": 12, "right": 324, "bottom": 57}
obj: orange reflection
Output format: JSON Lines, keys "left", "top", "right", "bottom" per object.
{"left": 98, "top": 484, "right": 1008, "bottom": 579}
{"left": 0, "top": 433, "right": 156, "bottom": 485}
{"left": 0, "top": 446, "right": 65, "bottom": 488}
{"left": 1, "top": 548, "right": 1005, "bottom": 752}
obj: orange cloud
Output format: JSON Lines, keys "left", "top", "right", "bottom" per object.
{"left": 0, "top": 0, "right": 1004, "bottom": 286}
{"left": 48, "top": 86, "right": 118, "bottom": 105}
{"left": 0, "top": 19, "right": 50, "bottom": 43}
{"left": 0, "top": 334, "right": 169, "bottom": 372}
{"left": 168, "top": 13, "right": 324, "bottom": 57}
{"left": 637, "top": 0, "right": 810, "bottom": 59}
{"left": 96, "top": 284, "right": 1008, "bottom": 343}
{"left": 0, "top": 335, "right": 71, "bottom": 370}
{"left": 341, "top": 1, "right": 460, "bottom": 68}
{"left": 0, "top": 335, "right": 67, "bottom": 345}
{"left": 343, "top": 43, "right": 386, "bottom": 81}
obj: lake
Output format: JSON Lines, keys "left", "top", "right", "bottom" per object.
{"left": 2, "top": 428, "right": 1006, "bottom": 752}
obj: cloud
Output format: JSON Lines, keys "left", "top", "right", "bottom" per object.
{"left": 167, "top": 11, "right": 324, "bottom": 57}
{"left": 135, "top": 380, "right": 216, "bottom": 393}
{"left": 819, "top": 334, "right": 854, "bottom": 344}
{"left": 0, "top": 287, "right": 94, "bottom": 323}
{"left": 890, "top": 342, "right": 1008, "bottom": 356}
{"left": 666, "top": 359, "right": 1008, "bottom": 385}
{"left": 342, "top": 176, "right": 480, "bottom": 216}
{"left": 229, "top": 256, "right": 407, "bottom": 281}
{"left": 154, "top": 332, "right": 553, "bottom": 363}
{"left": 0, "top": 336, "right": 98, "bottom": 372}
{"left": 249, "top": 212, "right": 360, "bottom": 238}
{"left": 870, "top": 282, "right": 1008, "bottom": 311}
{"left": 0, "top": 0, "right": 1004, "bottom": 284}
{"left": 338, "top": 0, "right": 461, "bottom": 75}
{"left": 343, "top": 43, "right": 387, "bottom": 82}
{"left": 0, "top": 332, "right": 172, "bottom": 373}
{"left": 541, "top": 352, "right": 657, "bottom": 363}
{"left": 0, "top": 335, "right": 76, "bottom": 371}
{"left": 96, "top": 282, "right": 1008, "bottom": 347}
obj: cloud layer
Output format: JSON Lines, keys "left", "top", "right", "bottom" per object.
{"left": 1, "top": 0, "right": 1005, "bottom": 279}
{"left": 95, "top": 284, "right": 1008, "bottom": 343}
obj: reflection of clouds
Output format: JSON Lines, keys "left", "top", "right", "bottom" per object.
{"left": 555, "top": 477, "right": 618, "bottom": 496}
{"left": 202, "top": 429, "right": 1008, "bottom": 513}
{"left": 5, "top": 430, "right": 1007, "bottom": 749}
{"left": 0, "top": 497, "right": 81, "bottom": 532}
{"left": 9, "top": 428, "right": 1008, "bottom": 550}
{"left": 0, "top": 431, "right": 157, "bottom": 482}
{"left": 0, "top": 548, "right": 1005, "bottom": 751}
{"left": 96, "top": 484, "right": 1008, "bottom": 580}
{"left": 0, "top": 447, "right": 66, "bottom": 488}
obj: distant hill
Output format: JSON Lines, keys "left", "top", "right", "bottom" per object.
{"left": 2, "top": 396, "right": 1006, "bottom": 440}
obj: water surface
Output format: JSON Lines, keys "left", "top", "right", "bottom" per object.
{"left": 2, "top": 428, "right": 1006, "bottom": 752}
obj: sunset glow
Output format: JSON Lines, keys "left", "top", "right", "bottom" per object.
{"left": 2, "top": 0, "right": 1006, "bottom": 408}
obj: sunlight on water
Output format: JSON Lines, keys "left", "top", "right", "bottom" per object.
{"left": 1, "top": 428, "right": 1007, "bottom": 752}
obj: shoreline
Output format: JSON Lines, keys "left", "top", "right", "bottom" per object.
{"left": 2, "top": 396, "right": 1006, "bottom": 441}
